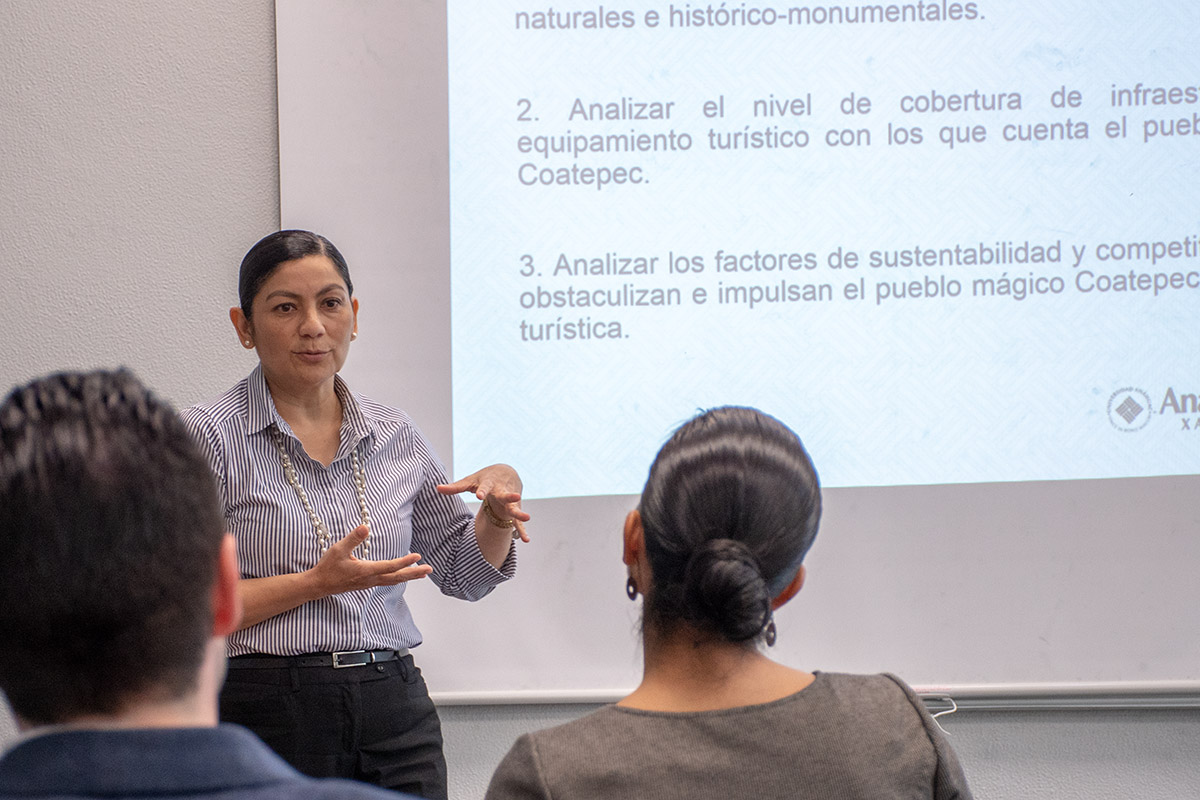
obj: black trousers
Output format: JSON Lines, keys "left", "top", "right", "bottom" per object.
{"left": 220, "top": 653, "right": 447, "bottom": 800}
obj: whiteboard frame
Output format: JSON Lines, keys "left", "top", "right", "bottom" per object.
{"left": 433, "top": 682, "right": 1200, "bottom": 710}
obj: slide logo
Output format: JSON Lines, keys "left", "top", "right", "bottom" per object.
{"left": 1107, "top": 388, "right": 1152, "bottom": 432}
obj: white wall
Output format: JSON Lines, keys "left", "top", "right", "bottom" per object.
{"left": 0, "top": 0, "right": 277, "bottom": 399}
{"left": 1, "top": 3, "right": 1196, "bottom": 798}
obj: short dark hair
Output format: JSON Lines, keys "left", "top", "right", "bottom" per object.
{"left": 638, "top": 406, "right": 821, "bottom": 644}
{"left": 0, "top": 369, "right": 226, "bottom": 724}
{"left": 238, "top": 229, "right": 354, "bottom": 318}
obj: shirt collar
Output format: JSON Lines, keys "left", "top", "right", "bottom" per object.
{"left": 245, "top": 364, "right": 280, "bottom": 435}
{"left": 244, "top": 365, "right": 377, "bottom": 456}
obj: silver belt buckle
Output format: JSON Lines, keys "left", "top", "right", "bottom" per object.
{"left": 332, "top": 649, "right": 369, "bottom": 668}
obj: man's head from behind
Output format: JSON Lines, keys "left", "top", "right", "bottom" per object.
{"left": 0, "top": 369, "right": 236, "bottom": 726}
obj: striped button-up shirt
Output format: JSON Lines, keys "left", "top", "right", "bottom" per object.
{"left": 181, "top": 366, "right": 514, "bottom": 656}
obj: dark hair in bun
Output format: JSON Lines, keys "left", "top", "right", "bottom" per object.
{"left": 638, "top": 406, "right": 821, "bottom": 644}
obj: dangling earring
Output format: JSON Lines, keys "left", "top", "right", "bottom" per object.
{"left": 626, "top": 576, "right": 638, "bottom": 600}
{"left": 764, "top": 618, "right": 778, "bottom": 647}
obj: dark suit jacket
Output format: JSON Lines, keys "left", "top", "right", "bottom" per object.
{"left": 0, "top": 723, "right": 409, "bottom": 799}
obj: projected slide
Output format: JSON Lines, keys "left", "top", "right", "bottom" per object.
{"left": 448, "top": 2, "right": 1200, "bottom": 499}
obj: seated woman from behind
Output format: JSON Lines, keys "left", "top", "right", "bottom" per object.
{"left": 486, "top": 406, "right": 973, "bottom": 800}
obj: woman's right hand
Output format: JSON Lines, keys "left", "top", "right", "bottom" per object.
{"left": 307, "top": 525, "right": 434, "bottom": 596}
{"left": 236, "top": 525, "right": 433, "bottom": 630}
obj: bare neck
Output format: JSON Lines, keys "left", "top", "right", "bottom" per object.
{"left": 263, "top": 374, "right": 344, "bottom": 465}
{"left": 620, "top": 625, "right": 814, "bottom": 712}
{"left": 264, "top": 373, "right": 342, "bottom": 429}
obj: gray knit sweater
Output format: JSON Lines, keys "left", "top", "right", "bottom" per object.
{"left": 486, "top": 672, "right": 973, "bottom": 800}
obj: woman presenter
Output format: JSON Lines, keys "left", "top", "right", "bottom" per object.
{"left": 183, "top": 230, "right": 529, "bottom": 800}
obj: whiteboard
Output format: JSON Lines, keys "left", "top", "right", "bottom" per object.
{"left": 275, "top": 1, "right": 1200, "bottom": 699}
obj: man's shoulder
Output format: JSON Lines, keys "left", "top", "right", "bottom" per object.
{"left": 0, "top": 726, "right": 412, "bottom": 800}
{"left": 232, "top": 776, "right": 408, "bottom": 800}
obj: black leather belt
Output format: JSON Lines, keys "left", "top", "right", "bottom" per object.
{"left": 227, "top": 648, "right": 409, "bottom": 669}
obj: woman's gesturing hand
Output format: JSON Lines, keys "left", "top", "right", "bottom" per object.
{"left": 438, "top": 463, "right": 532, "bottom": 544}
{"left": 307, "top": 524, "right": 434, "bottom": 596}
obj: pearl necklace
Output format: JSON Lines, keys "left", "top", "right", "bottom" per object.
{"left": 271, "top": 425, "right": 372, "bottom": 556}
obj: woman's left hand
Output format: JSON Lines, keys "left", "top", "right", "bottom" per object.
{"left": 437, "top": 463, "right": 531, "bottom": 543}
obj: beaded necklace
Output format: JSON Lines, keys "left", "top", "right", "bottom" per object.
{"left": 270, "top": 424, "right": 372, "bottom": 555}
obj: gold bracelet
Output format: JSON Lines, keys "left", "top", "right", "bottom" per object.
{"left": 481, "top": 498, "right": 515, "bottom": 529}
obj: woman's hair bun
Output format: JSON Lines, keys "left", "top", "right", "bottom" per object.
{"left": 637, "top": 406, "right": 820, "bottom": 644}
{"left": 681, "top": 538, "right": 771, "bottom": 642}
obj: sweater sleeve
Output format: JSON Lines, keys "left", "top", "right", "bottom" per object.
{"left": 884, "top": 674, "right": 975, "bottom": 800}
{"left": 485, "top": 734, "right": 554, "bottom": 800}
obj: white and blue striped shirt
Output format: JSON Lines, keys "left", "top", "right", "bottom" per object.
{"left": 181, "top": 366, "right": 515, "bottom": 656}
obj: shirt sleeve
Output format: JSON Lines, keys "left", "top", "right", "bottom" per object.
{"left": 485, "top": 734, "right": 553, "bottom": 800}
{"left": 408, "top": 425, "right": 516, "bottom": 601}
{"left": 885, "top": 674, "right": 976, "bottom": 800}
{"left": 179, "top": 405, "right": 229, "bottom": 512}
